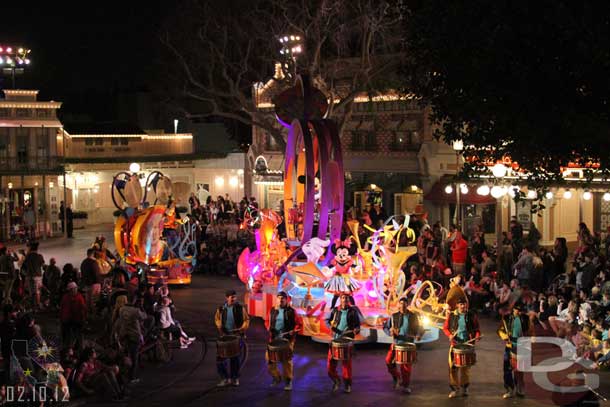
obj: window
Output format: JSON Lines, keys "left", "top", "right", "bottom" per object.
{"left": 17, "top": 136, "right": 27, "bottom": 164}
{"left": 0, "top": 108, "right": 10, "bottom": 117}
{"left": 16, "top": 109, "right": 30, "bottom": 118}
{"left": 120, "top": 138, "right": 129, "bottom": 145}
{"left": 111, "top": 138, "right": 120, "bottom": 146}
{"left": 350, "top": 131, "right": 364, "bottom": 150}
{"left": 85, "top": 139, "right": 94, "bottom": 146}
{"left": 94, "top": 138, "right": 103, "bottom": 145}
{"left": 365, "top": 132, "right": 378, "bottom": 150}
{"left": 389, "top": 132, "right": 408, "bottom": 151}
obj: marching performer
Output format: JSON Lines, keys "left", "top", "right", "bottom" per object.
{"left": 214, "top": 290, "right": 250, "bottom": 387}
{"left": 267, "top": 291, "right": 299, "bottom": 391}
{"left": 499, "top": 301, "right": 533, "bottom": 398}
{"left": 324, "top": 239, "right": 361, "bottom": 309}
{"left": 383, "top": 297, "right": 422, "bottom": 394}
{"left": 443, "top": 297, "right": 480, "bottom": 398}
{"left": 326, "top": 293, "right": 360, "bottom": 393}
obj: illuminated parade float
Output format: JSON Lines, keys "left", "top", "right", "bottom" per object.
{"left": 238, "top": 76, "right": 450, "bottom": 344}
{"left": 111, "top": 166, "right": 197, "bottom": 285}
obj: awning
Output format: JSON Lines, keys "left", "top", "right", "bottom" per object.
{"left": 424, "top": 181, "right": 497, "bottom": 205}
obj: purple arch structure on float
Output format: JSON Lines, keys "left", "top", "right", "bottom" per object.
{"left": 275, "top": 75, "right": 344, "bottom": 276}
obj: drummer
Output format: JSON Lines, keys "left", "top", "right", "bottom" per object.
{"left": 326, "top": 293, "right": 360, "bottom": 393}
{"left": 442, "top": 297, "right": 480, "bottom": 398}
{"left": 382, "top": 297, "right": 422, "bottom": 394}
{"left": 214, "top": 289, "right": 250, "bottom": 387}
{"left": 500, "top": 301, "right": 532, "bottom": 399}
{"left": 267, "top": 291, "right": 299, "bottom": 391}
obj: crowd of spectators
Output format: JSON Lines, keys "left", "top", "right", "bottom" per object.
{"left": 189, "top": 193, "right": 256, "bottom": 276}
{"left": 0, "top": 241, "right": 195, "bottom": 403}
{"left": 396, "top": 216, "right": 610, "bottom": 371}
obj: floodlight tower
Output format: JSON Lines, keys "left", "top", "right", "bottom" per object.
{"left": 278, "top": 35, "right": 303, "bottom": 78}
{"left": 0, "top": 46, "right": 32, "bottom": 88}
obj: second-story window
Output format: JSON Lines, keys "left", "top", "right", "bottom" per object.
{"left": 0, "top": 108, "right": 10, "bottom": 117}
{"left": 16, "top": 109, "right": 30, "bottom": 118}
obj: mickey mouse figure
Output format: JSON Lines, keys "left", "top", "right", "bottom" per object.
{"left": 323, "top": 238, "right": 361, "bottom": 309}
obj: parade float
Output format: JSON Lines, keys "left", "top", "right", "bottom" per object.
{"left": 111, "top": 168, "right": 197, "bottom": 285}
{"left": 238, "top": 76, "right": 449, "bottom": 344}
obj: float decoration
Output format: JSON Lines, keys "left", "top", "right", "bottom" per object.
{"left": 112, "top": 169, "right": 195, "bottom": 285}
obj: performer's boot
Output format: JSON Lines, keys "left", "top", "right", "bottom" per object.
{"left": 448, "top": 386, "right": 459, "bottom": 398}
{"left": 392, "top": 377, "right": 399, "bottom": 390}
{"left": 344, "top": 380, "right": 352, "bottom": 393}
{"left": 332, "top": 379, "right": 340, "bottom": 392}
{"left": 502, "top": 388, "right": 515, "bottom": 399}
{"left": 284, "top": 379, "right": 292, "bottom": 391}
{"left": 462, "top": 385, "right": 469, "bottom": 397}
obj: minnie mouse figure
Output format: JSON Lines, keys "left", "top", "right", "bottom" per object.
{"left": 324, "top": 238, "right": 361, "bottom": 309}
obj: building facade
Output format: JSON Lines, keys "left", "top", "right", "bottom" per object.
{"left": 0, "top": 89, "right": 64, "bottom": 239}
{"left": 62, "top": 128, "right": 246, "bottom": 225}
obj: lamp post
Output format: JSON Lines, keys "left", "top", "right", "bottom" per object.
{"left": 452, "top": 140, "right": 464, "bottom": 228}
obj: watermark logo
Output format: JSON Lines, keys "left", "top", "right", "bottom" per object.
{"left": 516, "top": 337, "right": 601, "bottom": 405}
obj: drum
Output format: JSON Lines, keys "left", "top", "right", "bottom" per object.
{"left": 267, "top": 339, "right": 292, "bottom": 362}
{"left": 451, "top": 344, "right": 476, "bottom": 367}
{"left": 217, "top": 335, "right": 240, "bottom": 359}
{"left": 330, "top": 338, "right": 353, "bottom": 361}
{"left": 394, "top": 341, "right": 417, "bottom": 364}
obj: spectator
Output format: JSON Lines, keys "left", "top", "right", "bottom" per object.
{"left": 80, "top": 249, "right": 102, "bottom": 315}
{"left": 74, "top": 347, "right": 123, "bottom": 401}
{"left": 22, "top": 241, "right": 45, "bottom": 311}
{"left": 513, "top": 246, "right": 534, "bottom": 288}
{"left": 60, "top": 263, "right": 79, "bottom": 294}
{"left": 451, "top": 231, "right": 468, "bottom": 274}
{"left": 0, "top": 247, "right": 16, "bottom": 304}
{"left": 60, "top": 282, "right": 87, "bottom": 351}
{"left": 155, "top": 296, "right": 192, "bottom": 348}
{"left": 44, "top": 257, "right": 62, "bottom": 308}
{"left": 114, "top": 299, "right": 147, "bottom": 383}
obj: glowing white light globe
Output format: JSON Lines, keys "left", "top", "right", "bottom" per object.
{"left": 583, "top": 191, "right": 592, "bottom": 201}
{"left": 491, "top": 186, "right": 505, "bottom": 198}
{"left": 527, "top": 190, "right": 537, "bottom": 199}
{"left": 492, "top": 163, "right": 508, "bottom": 178}
{"left": 460, "top": 184, "right": 469, "bottom": 194}
{"left": 545, "top": 191, "right": 553, "bottom": 199}
{"left": 476, "top": 185, "right": 490, "bottom": 196}
{"left": 444, "top": 185, "right": 453, "bottom": 194}
{"left": 129, "top": 162, "right": 140, "bottom": 173}
{"left": 604, "top": 193, "right": 610, "bottom": 202}
{"left": 563, "top": 190, "right": 572, "bottom": 199}
{"left": 507, "top": 185, "right": 520, "bottom": 198}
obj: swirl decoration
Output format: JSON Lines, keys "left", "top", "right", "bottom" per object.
{"left": 408, "top": 280, "right": 447, "bottom": 328}
{"left": 367, "top": 215, "right": 418, "bottom": 312}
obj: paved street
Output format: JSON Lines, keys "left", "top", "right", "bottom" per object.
{"left": 27, "top": 226, "right": 610, "bottom": 406}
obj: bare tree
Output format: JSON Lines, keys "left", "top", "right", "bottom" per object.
{"left": 160, "top": 0, "right": 406, "bottom": 150}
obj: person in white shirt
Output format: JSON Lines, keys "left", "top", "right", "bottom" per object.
{"left": 155, "top": 296, "right": 192, "bottom": 348}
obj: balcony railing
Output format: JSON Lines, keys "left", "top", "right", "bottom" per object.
{"left": 0, "top": 156, "right": 63, "bottom": 174}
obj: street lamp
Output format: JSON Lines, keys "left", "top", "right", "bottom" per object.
{"left": 129, "top": 162, "right": 141, "bottom": 173}
{"left": 452, "top": 140, "right": 464, "bottom": 228}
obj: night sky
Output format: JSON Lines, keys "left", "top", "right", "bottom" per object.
{"left": 0, "top": 2, "right": 172, "bottom": 121}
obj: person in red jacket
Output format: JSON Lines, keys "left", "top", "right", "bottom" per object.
{"left": 451, "top": 231, "right": 468, "bottom": 274}
{"left": 60, "top": 282, "right": 87, "bottom": 351}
